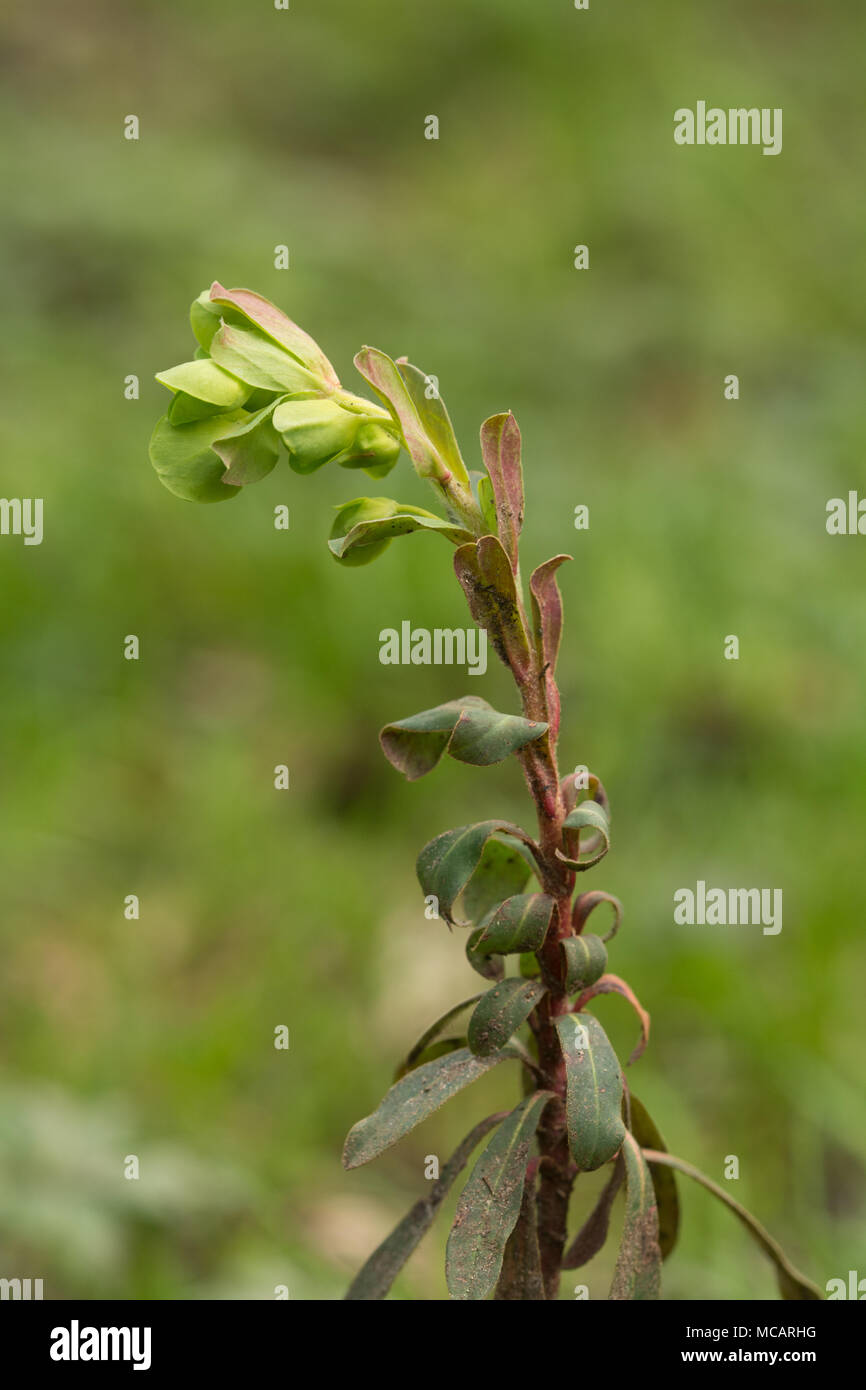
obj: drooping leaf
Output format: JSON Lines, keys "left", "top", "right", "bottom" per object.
{"left": 155, "top": 358, "right": 252, "bottom": 410}
{"left": 394, "top": 996, "right": 483, "bottom": 1080}
{"left": 575, "top": 974, "right": 651, "bottom": 1066}
{"left": 628, "top": 1095, "right": 679, "bottom": 1260}
{"left": 149, "top": 411, "right": 247, "bottom": 503}
{"left": 395, "top": 360, "right": 471, "bottom": 489}
{"left": 561, "top": 1155, "right": 624, "bottom": 1269}
{"left": 344, "top": 1112, "right": 506, "bottom": 1300}
{"left": 474, "top": 893, "right": 555, "bottom": 957}
{"left": 355, "top": 346, "right": 453, "bottom": 482}
{"left": 380, "top": 697, "right": 547, "bottom": 781}
{"left": 416, "top": 820, "right": 538, "bottom": 926}
{"left": 210, "top": 320, "right": 324, "bottom": 394}
{"left": 342, "top": 1046, "right": 519, "bottom": 1170}
{"left": 479, "top": 412, "right": 524, "bottom": 571}
{"left": 639, "top": 1149, "right": 822, "bottom": 1299}
{"left": 572, "top": 890, "right": 623, "bottom": 942}
{"left": 329, "top": 497, "right": 473, "bottom": 565}
{"left": 555, "top": 1012, "right": 625, "bottom": 1171}
{"left": 557, "top": 800, "right": 611, "bottom": 872}
{"left": 467, "top": 977, "right": 547, "bottom": 1057}
{"left": 209, "top": 281, "right": 340, "bottom": 387}
{"left": 446, "top": 1091, "right": 554, "bottom": 1300}
{"left": 462, "top": 834, "right": 534, "bottom": 923}
{"left": 494, "top": 1163, "right": 545, "bottom": 1299}
{"left": 561, "top": 934, "right": 608, "bottom": 992}
{"left": 211, "top": 400, "right": 282, "bottom": 486}
{"left": 609, "top": 1131, "right": 662, "bottom": 1300}
{"left": 454, "top": 535, "right": 533, "bottom": 680}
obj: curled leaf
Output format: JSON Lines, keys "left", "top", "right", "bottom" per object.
{"left": 572, "top": 890, "right": 623, "bottom": 943}
{"left": 575, "top": 973, "right": 651, "bottom": 1066}
{"left": 355, "top": 346, "right": 455, "bottom": 483}
{"left": 149, "top": 411, "right": 247, "bottom": 503}
{"left": 208, "top": 281, "right": 340, "bottom": 386}
{"left": 462, "top": 834, "right": 534, "bottom": 924}
{"left": 380, "top": 697, "right": 547, "bottom": 781}
{"left": 557, "top": 800, "right": 611, "bottom": 872}
{"left": 474, "top": 893, "right": 556, "bottom": 957}
{"left": 561, "top": 933, "right": 608, "bottom": 992}
{"left": 416, "top": 820, "right": 539, "bottom": 927}
{"left": 466, "top": 929, "right": 506, "bottom": 982}
{"left": 329, "top": 497, "right": 472, "bottom": 565}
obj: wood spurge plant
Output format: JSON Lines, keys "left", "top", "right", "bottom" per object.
{"left": 150, "top": 282, "right": 822, "bottom": 1302}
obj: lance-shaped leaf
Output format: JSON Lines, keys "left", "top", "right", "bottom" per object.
{"left": 561, "top": 1154, "right": 624, "bottom": 1269}
{"left": 380, "top": 698, "right": 547, "bottom": 781}
{"left": 557, "top": 800, "right": 611, "bottom": 872}
{"left": 394, "top": 995, "right": 483, "bottom": 1080}
{"left": 575, "top": 973, "right": 651, "bottom": 1066}
{"left": 454, "top": 535, "right": 533, "bottom": 679}
{"left": 609, "top": 1131, "right": 662, "bottom": 1300}
{"left": 639, "top": 1150, "right": 822, "bottom": 1299}
{"left": 210, "top": 320, "right": 325, "bottom": 395}
{"left": 466, "top": 929, "right": 505, "bottom": 982}
{"left": 209, "top": 281, "right": 340, "bottom": 387}
{"left": 467, "top": 977, "right": 547, "bottom": 1057}
{"left": 572, "top": 890, "right": 623, "bottom": 943}
{"left": 156, "top": 358, "right": 252, "bottom": 410}
{"left": 355, "top": 346, "right": 456, "bottom": 483}
{"left": 561, "top": 933, "right": 608, "bottom": 992}
{"left": 628, "top": 1095, "right": 679, "bottom": 1260}
{"left": 474, "top": 893, "right": 555, "bottom": 957}
{"left": 480, "top": 413, "right": 524, "bottom": 571}
{"left": 344, "top": 1112, "right": 506, "bottom": 1300}
{"left": 494, "top": 1163, "right": 545, "bottom": 1299}
{"left": 462, "top": 834, "right": 534, "bottom": 923}
{"left": 529, "top": 554, "right": 571, "bottom": 738}
{"left": 211, "top": 400, "right": 282, "bottom": 487}
{"left": 150, "top": 410, "right": 248, "bottom": 503}
{"left": 329, "top": 497, "right": 473, "bottom": 566}
{"left": 417, "top": 820, "right": 538, "bottom": 926}
{"left": 343, "top": 1045, "right": 518, "bottom": 1170}
{"left": 555, "top": 1012, "right": 625, "bottom": 1171}
{"left": 396, "top": 360, "right": 471, "bottom": 489}
{"left": 446, "top": 1091, "right": 554, "bottom": 1300}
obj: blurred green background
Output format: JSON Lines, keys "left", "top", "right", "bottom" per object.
{"left": 1, "top": 0, "right": 864, "bottom": 1300}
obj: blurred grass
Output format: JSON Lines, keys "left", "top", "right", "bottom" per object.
{"left": 0, "top": 0, "right": 864, "bottom": 1298}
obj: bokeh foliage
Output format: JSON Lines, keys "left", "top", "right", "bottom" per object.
{"left": 0, "top": 0, "right": 864, "bottom": 1298}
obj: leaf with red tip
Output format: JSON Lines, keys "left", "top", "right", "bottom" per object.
{"left": 480, "top": 413, "right": 524, "bottom": 570}
{"left": 454, "top": 535, "right": 533, "bottom": 679}
{"left": 575, "top": 973, "right": 651, "bottom": 1065}
{"left": 209, "top": 282, "right": 340, "bottom": 385}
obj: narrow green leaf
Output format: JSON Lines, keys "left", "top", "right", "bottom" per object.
{"left": 446, "top": 1091, "right": 554, "bottom": 1300}
{"left": 453, "top": 535, "right": 533, "bottom": 679}
{"left": 342, "top": 1046, "right": 517, "bottom": 1170}
{"left": 561, "top": 1156, "right": 624, "bottom": 1269}
{"left": 416, "top": 820, "right": 538, "bottom": 926}
{"left": 628, "top": 1095, "right": 679, "bottom": 1260}
{"left": 149, "top": 411, "right": 247, "bottom": 504}
{"left": 609, "top": 1131, "right": 662, "bottom": 1300}
{"left": 475, "top": 893, "right": 555, "bottom": 956}
{"left": 395, "top": 360, "right": 471, "bottom": 489}
{"left": 494, "top": 1164, "right": 545, "bottom": 1299}
{"left": 329, "top": 497, "right": 472, "bottom": 564}
{"left": 561, "top": 934, "right": 608, "bottom": 992}
{"left": 555, "top": 1012, "right": 625, "bottom": 1171}
{"left": 558, "top": 801, "right": 611, "bottom": 871}
{"left": 355, "top": 346, "right": 449, "bottom": 481}
{"left": 467, "top": 977, "right": 546, "bottom": 1057}
{"left": 480, "top": 412, "right": 524, "bottom": 571}
{"left": 344, "top": 1113, "right": 506, "bottom": 1300}
{"left": 394, "top": 996, "right": 483, "bottom": 1080}
{"left": 639, "top": 1149, "right": 822, "bottom": 1299}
